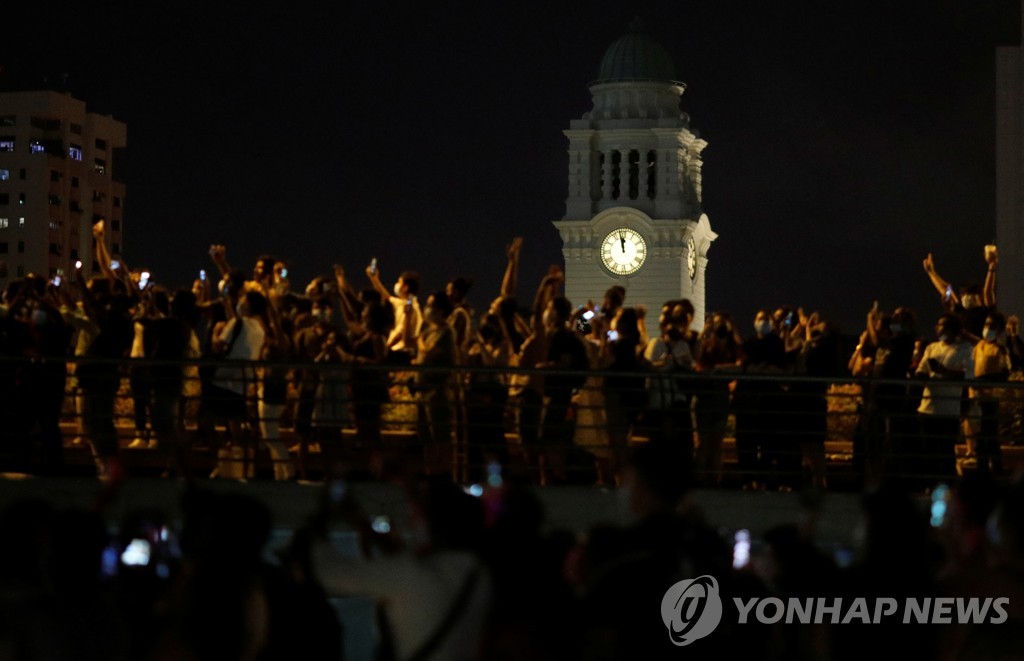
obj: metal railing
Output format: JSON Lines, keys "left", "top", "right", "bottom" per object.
{"left": 0, "top": 354, "right": 1021, "bottom": 488}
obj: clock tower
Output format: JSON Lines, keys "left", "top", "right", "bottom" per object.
{"left": 553, "top": 19, "right": 717, "bottom": 327}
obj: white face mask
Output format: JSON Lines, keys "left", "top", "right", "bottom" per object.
{"left": 755, "top": 320, "right": 773, "bottom": 336}
{"left": 983, "top": 327, "right": 997, "bottom": 342}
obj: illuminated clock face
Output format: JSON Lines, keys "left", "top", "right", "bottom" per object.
{"left": 601, "top": 228, "right": 647, "bottom": 276}
{"left": 687, "top": 236, "right": 697, "bottom": 280}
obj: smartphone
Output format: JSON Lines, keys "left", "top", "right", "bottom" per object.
{"left": 75, "top": 260, "right": 83, "bottom": 270}
{"left": 732, "top": 529, "right": 751, "bottom": 569}
{"left": 199, "top": 269, "right": 207, "bottom": 282}
{"left": 139, "top": 271, "right": 151, "bottom": 289}
{"left": 370, "top": 257, "right": 378, "bottom": 275}
{"left": 51, "top": 275, "right": 62, "bottom": 287}
{"left": 607, "top": 329, "right": 619, "bottom": 341}
{"left": 930, "top": 483, "right": 950, "bottom": 527}
{"left": 583, "top": 310, "right": 596, "bottom": 321}
{"left": 784, "top": 312, "right": 794, "bottom": 327}
{"left": 120, "top": 538, "right": 151, "bottom": 567}
{"left": 281, "top": 267, "right": 288, "bottom": 279}
{"left": 110, "top": 259, "right": 120, "bottom": 270}
{"left": 944, "top": 284, "right": 953, "bottom": 302}
{"left": 371, "top": 515, "right": 391, "bottom": 534}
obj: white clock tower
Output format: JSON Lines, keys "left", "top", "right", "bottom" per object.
{"left": 553, "top": 19, "right": 717, "bottom": 327}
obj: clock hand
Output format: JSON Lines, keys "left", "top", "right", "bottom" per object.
{"left": 620, "top": 232, "right": 626, "bottom": 252}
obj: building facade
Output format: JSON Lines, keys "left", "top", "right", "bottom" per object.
{"left": 997, "top": 7, "right": 1024, "bottom": 318}
{"left": 0, "top": 90, "right": 126, "bottom": 283}
{"left": 553, "top": 20, "right": 717, "bottom": 327}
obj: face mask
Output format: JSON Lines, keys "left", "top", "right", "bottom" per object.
{"left": 983, "top": 327, "right": 997, "bottom": 342}
{"left": 962, "top": 294, "right": 981, "bottom": 310}
{"left": 755, "top": 320, "right": 773, "bottom": 336}
{"left": 393, "top": 282, "right": 404, "bottom": 298}
{"left": 890, "top": 323, "right": 903, "bottom": 334}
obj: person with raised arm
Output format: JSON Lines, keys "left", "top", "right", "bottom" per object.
{"left": 922, "top": 249, "right": 997, "bottom": 341}
{"left": 365, "top": 261, "right": 422, "bottom": 365}
{"left": 510, "top": 266, "right": 563, "bottom": 482}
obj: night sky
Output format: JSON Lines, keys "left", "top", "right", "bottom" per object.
{"left": 3, "top": 1, "right": 1019, "bottom": 334}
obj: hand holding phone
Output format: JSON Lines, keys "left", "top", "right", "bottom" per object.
{"left": 607, "top": 329, "right": 619, "bottom": 341}
{"left": 199, "top": 269, "right": 207, "bottom": 282}
{"left": 369, "top": 257, "right": 378, "bottom": 275}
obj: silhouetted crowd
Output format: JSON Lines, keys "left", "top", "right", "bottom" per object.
{"left": 2, "top": 449, "right": 1024, "bottom": 660}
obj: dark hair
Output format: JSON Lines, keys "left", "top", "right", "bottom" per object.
{"left": 550, "top": 296, "right": 572, "bottom": 323}
{"left": 172, "top": 289, "right": 200, "bottom": 328}
{"left": 448, "top": 276, "right": 473, "bottom": 300}
{"left": 245, "top": 290, "right": 268, "bottom": 318}
{"left": 605, "top": 285, "right": 626, "bottom": 308}
{"left": 150, "top": 287, "right": 171, "bottom": 316}
{"left": 987, "top": 311, "right": 1007, "bottom": 332}
{"left": 937, "top": 312, "right": 962, "bottom": 336}
{"left": 363, "top": 301, "right": 391, "bottom": 335}
{"left": 400, "top": 271, "right": 420, "bottom": 296}
{"left": 427, "top": 291, "right": 454, "bottom": 319}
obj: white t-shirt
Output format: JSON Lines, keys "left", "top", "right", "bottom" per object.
{"left": 212, "top": 316, "right": 266, "bottom": 395}
{"left": 312, "top": 542, "right": 492, "bottom": 661}
{"left": 915, "top": 340, "right": 973, "bottom": 417}
{"left": 388, "top": 295, "right": 422, "bottom": 352}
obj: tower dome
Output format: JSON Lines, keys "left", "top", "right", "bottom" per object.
{"left": 595, "top": 18, "right": 679, "bottom": 84}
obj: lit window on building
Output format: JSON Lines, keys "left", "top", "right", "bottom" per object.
{"left": 69, "top": 144, "right": 83, "bottom": 161}
{"left": 18, "top": 194, "right": 25, "bottom": 205}
{"left": 0, "top": 169, "right": 9, "bottom": 181}
{"left": 0, "top": 137, "right": 14, "bottom": 152}
{"left": 30, "top": 141, "right": 46, "bottom": 154}
{"left": 94, "top": 159, "right": 106, "bottom": 174}
{"left": 18, "top": 218, "right": 25, "bottom": 228}
{"left": 0, "top": 218, "right": 7, "bottom": 229}
{"left": 49, "top": 221, "right": 59, "bottom": 231}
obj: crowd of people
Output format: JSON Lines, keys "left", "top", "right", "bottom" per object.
{"left": 0, "top": 228, "right": 1022, "bottom": 492}
{"left": 1, "top": 448, "right": 1023, "bottom": 660}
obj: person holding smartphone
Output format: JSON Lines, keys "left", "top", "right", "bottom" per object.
{"left": 365, "top": 263, "right": 422, "bottom": 365}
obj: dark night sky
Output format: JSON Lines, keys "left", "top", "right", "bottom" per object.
{"left": 3, "top": 1, "right": 1020, "bottom": 333}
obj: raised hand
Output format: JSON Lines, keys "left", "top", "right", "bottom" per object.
{"left": 922, "top": 253, "right": 935, "bottom": 273}
{"left": 507, "top": 237, "right": 523, "bottom": 260}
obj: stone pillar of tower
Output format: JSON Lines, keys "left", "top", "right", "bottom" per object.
{"left": 554, "top": 19, "right": 717, "bottom": 328}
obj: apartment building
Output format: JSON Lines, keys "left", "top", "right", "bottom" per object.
{"left": 0, "top": 90, "right": 125, "bottom": 284}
